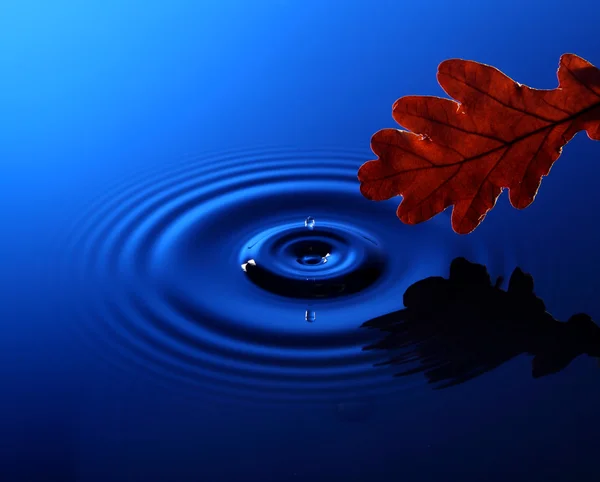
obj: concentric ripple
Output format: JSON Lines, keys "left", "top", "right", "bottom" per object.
{"left": 58, "top": 147, "right": 515, "bottom": 402}
{"left": 242, "top": 219, "right": 385, "bottom": 299}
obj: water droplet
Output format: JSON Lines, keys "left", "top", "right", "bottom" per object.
{"left": 305, "top": 310, "right": 316, "bottom": 322}
{"left": 240, "top": 259, "right": 256, "bottom": 272}
{"left": 298, "top": 253, "right": 328, "bottom": 266}
{"left": 304, "top": 216, "right": 315, "bottom": 230}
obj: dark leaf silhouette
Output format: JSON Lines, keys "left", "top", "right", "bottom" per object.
{"left": 361, "top": 257, "right": 600, "bottom": 388}
{"left": 359, "top": 54, "right": 600, "bottom": 234}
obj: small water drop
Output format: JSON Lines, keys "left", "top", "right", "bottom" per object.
{"left": 240, "top": 259, "right": 256, "bottom": 272}
{"left": 305, "top": 310, "right": 316, "bottom": 322}
{"left": 298, "top": 253, "right": 327, "bottom": 266}
{"left": 304, "top": 216, "right": 315, "bottom": 230}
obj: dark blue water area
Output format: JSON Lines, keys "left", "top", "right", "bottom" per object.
{"left": 2, "top": 1, "right": 600, "bottom": 481}
{"left": 55, "top": 146, "right": 512, "bottom": 402}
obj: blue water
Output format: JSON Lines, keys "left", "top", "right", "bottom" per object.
{"left": 2, "top": 1, "right": 600, "bottom": 480}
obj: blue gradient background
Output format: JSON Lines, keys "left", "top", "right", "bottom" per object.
{"left": 2, "top": 1, "right": 600, "bottom": 480}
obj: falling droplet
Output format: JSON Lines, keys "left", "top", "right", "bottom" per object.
{"left": 304, "top": 216, "right": 315, "bottom": 230}
{"left": 305, "top": 310, "right": 316, "bottom": 322}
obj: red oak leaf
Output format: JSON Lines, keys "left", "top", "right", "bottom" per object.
{"left": 358, "top": 54, "right": 600, "bottom": 234}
